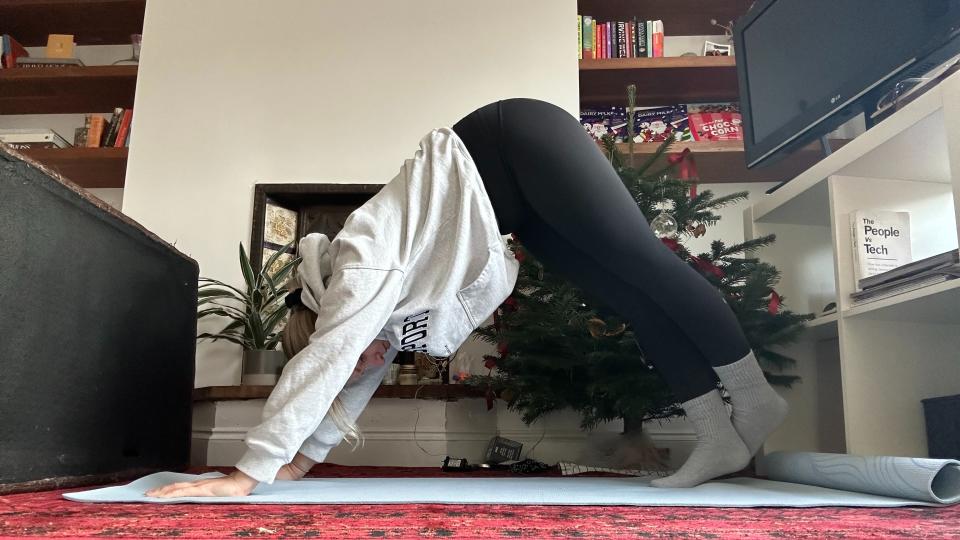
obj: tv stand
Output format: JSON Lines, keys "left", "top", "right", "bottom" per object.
{"left": 746, "top": 69, "right": 960, "bottom": 458}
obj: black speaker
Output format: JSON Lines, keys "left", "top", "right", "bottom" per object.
{"left": 0, "top": 144, "right": 198, "bottom": 493}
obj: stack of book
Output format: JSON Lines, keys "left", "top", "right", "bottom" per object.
{"left": 578, "top": 16, "right": 664, "bottom": 59}
{"left": 848, "top": 208, "right": 960, "bottom": 305}
{"left": 0, "top": 128, "right": 71, "bottom": 149}
{"left": 2, "top": 33, "right": 85, "bottom": 68}
{"left": 851, "top": 249, "right": 960, "bottom": 304}
{"left": 1, "top": 34, "right": 28, "bottom": 68}
{"left": 76, "top": 108, "right": 133, "bottom": 148}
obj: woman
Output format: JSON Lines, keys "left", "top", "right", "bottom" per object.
{"left": 146, "top": 98, "right": 787, "bottom": 498}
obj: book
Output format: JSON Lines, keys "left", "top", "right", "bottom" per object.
{"left": 103, "top": 107, "right": 124, "bottom": 147}
{"left": 16, "top": 57, "right": 85, "bottom": 68}
{"left": 74, "top": 127, "right": 87, "bottom": 147}
{"left": 652, "top": 20, "right": 664, "bottom": 58}
{"left": 86, "top": 116, "right": 106, "bottom": 148}
{"left": 114, "top": 109, "right": 133, "bottom": 147}
{"left": 591, "top": 19, "right": 597, "bottom": 59}
{"left": 850, "top": 210, "right": 912, "bottom": 291}
{"left": 608, "top": 22, "right": 614, "bottom": 59}
{"left": 617, "top": 22, "right": 627, "bottom": 58}
{"left": 2, "top": 34, "right": 29, "bottom": 69}
{"left": 859, "top": 249, "right": 959, "bottom": 290}
{"left": 851, "top": 271, "right": 958, "bottom": 305}
{"left": 578, "top": 15, "right": 583, "bottom": 60}
{"left": 0, "top": 128, "right": 71, "bottom": 149}
{"left": 636, "top": 18, "right": 647, "bottom": 57}
{"left": 646, "top": 21, "right": 653, "bottom": 58}
{"left": 626, "top": 21, "right": 633, "bottom": 58}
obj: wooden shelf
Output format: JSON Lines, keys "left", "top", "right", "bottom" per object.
{"left": 580, "top": 56, "right": 738, "bottom": 106}
{"left": 0, "top": 0, "right": 146, "bottom": 46}
{"left": 0, "top": 65, "right": 137, "bottom": 115}
{"left": 615, "top": 139, "right": 849, "bottom": 184}
{"left": 20, "top": 147, "right": 127, "bottom": 188}
{"left": 193, "top": 384, "right": 489, "bottom": 402}
{"left": 577, "top": 0, "right": 752, "bottom": 36}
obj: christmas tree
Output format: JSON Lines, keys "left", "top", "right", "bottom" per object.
{"left": 469, "top": 86, "right": 815, "bottom": 431}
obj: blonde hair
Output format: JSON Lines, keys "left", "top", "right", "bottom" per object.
{"left": 282, "top": 276, "right": 363, "bottom": 446}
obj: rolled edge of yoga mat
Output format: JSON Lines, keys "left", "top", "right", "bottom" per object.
{"left": 760, "top": 451, "right": 960, "bottom": 505}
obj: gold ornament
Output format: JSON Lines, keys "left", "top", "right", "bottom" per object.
{"left": 587, "top": 318, "right": 627, "bottom": 338}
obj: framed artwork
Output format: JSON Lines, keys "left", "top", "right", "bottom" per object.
{"left": 249, "top": 183, "right": 383, "bottom": 276}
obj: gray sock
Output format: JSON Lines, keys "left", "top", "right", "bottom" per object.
{"left": 713, "top": 350, "right": 789, "bottom": 457}
{"left": 650, "top": 389, "right": 750, "bottom": 488}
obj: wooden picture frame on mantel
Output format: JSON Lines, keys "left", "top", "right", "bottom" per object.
{"left": 249, "top": 183, "right": 383, "bottom": 274}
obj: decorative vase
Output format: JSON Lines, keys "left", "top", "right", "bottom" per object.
{"left": 241, "top": 349, "right": 288, "bottom": 386}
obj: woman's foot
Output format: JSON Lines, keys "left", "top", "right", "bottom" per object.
{"left": 713, "top": 351, "right": 789, "bottom": 456}
{"left": 650, "top": 390, "right": 751, "bottom": 488}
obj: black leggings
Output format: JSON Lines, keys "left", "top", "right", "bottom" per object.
{"left": 452, "top": 98, "right": 751, "bottom": 403}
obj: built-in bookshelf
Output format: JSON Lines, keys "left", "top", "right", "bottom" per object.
{"left": 0, "top": 1, "right": 143, "bottom": 189}
{"left": 579, "top": 56, "right": 737, "bottom": 106}
{"left": 0, "top": 0, "right": 146, "bottom": 46}
{"left": 575, "top": 0, "right": 811, "bottom": 184}
{"left": 744, "top": 70, "right": 960, "bottom": 459}
{"left": 0, "top": 65, "right": 137, "bottom": 114}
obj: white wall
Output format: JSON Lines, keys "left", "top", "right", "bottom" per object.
{"left": 123, "top": 0, "right": 579, "bottom": 387}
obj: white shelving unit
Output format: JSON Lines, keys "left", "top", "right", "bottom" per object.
{"left": 745, "top": 70, "right": 960, "bottom": 459}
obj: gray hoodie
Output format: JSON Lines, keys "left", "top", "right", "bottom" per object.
{"left": 235, "top": 127, "right": 520, "bottom": 483}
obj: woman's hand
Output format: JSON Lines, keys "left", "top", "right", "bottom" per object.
{"left": 145, "top": 469, "right": 258, "bottom": 498}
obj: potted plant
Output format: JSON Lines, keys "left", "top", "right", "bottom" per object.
{"left": 197, "top": 242, "right": 300, "bottom": 385}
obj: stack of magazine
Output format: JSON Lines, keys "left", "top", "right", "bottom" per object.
{"left": 851, "top": 249, "right": 960, "bottom": 304}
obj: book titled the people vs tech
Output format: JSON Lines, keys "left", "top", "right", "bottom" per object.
{"left": 850, "top": 210, "right": 912, "bottom": 291}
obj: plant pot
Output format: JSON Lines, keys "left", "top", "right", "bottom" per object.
{"left": 241, "top": 349, "right": 288, "bottom": 386}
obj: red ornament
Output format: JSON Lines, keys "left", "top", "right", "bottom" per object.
{"left": 691, "top": 256, "right": 726, "bottom": 278}
{"left": 483, "top": 354, "right": 499, "bottom": 370}
{"left": 496, "top": 341, "right": 509, "bottom": 357}
{"left": 768, "top": 289, "right": 782, "bottom": 314}
{"left": 515, "top": 248, "right": 527, "bottom": 263}
{"left": 668, "top": 147, "right": 700, "bottom": 198}
{"left": 660, "top": 237, "right": 680, "bottom": 252}
{"left": 504, "top": 296, "right": 519, "bottom": 311}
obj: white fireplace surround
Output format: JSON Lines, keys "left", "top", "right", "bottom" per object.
{"left": 192, "top": 396, "right": 698, "bottom": 470}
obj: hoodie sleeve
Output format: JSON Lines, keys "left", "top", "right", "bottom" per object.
{"left": 297, "top": 346, "right": 399, "bottom": 463}
{"left": 235, "top": 267, "right": 404, "bottom": 484}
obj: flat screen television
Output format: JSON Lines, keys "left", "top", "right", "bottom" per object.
{"left": 734, "top": 0, "right": 960, "bottom": 175}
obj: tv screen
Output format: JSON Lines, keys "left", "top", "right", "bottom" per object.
{"left": 735, "top": 0, "right": 960, "bottom": 170}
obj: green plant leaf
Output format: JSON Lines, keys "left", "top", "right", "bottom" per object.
{"left": 248, "top": 307, "right": 266, "bottom": 350}
{"left": 239, "top": 243, "right": 257, "bottom": 296}
{"left": 197, "top": 288, "right": 240, "bottom": 300}
{"left": 199, "top": 278, "right": 249, "bottom": 302}
{"left": 197, "top": 332, "right": 249, "bottom": 348}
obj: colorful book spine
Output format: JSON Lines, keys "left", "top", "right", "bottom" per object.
{"left": 578, "top": 15, "right": 582, "bottom": 60}
{"left": 606, "top": 22, "right": 613, "bottom": 59}
{"left": 85, "top": 115, "right": 105, "bottom": 148}
{"left": 652, "top": 20, "right": 664, "bottom": 58}
{"left": 114, "top": 109, "right": 133, "bottom": 148}
{"left": 617, "top": 22, "right": 626, "bottom": 58}
{"left": 635, "top": 18, "right": 647, "bottom": 57}
{"left": 592, "top": 19, "right": 597, "bottom": 58}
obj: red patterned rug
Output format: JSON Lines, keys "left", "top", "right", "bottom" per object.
{"left": 1, "top": 464, "right": 959, "bottom": 539}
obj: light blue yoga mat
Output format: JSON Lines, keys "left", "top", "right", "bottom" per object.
{"left": 761, "top": 451, "right": 960, "bottom": 505}
{"left": 63, "top": 467, "right": 951, "bottom": 507}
